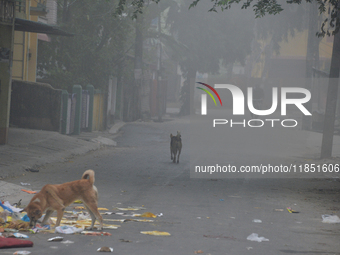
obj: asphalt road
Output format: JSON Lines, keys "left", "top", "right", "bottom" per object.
{"left": 3, "top": 118, "right": 340, "bottom": 255}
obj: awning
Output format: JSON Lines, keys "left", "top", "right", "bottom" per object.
{"left": 14, "top": 18, "right": 74, "bottom": 37}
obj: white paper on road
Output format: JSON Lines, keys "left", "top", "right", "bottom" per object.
{"left": 322, "top": 214, "right": 340, "bottom": 223}
{"left": 247, "top": 233, "right": 269, "bottom": 242}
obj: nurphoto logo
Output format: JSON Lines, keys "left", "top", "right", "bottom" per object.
{"left": 196, "top": 83, "right": 312, "bottom": 128}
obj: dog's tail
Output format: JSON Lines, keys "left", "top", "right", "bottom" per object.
{"left": 82, "top": 169, "right": 95, "bottom": 185}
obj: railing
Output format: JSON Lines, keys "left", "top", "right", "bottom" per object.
{"left": 15, "top": 0, "right": 25, "bottom": 14}
{"left": 0, "top": 0, "right": 15, "bottom": 24}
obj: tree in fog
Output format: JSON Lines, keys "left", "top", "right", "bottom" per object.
{"left": 166, "top": 1, "right": 253, "bottom": 115}
{"left": 37, "top": 0, "right": 134, "bottom": 91}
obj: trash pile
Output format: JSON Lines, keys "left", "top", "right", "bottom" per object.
{"left": 0, "top": 201, "right": 33, "bottom": 252}
{"left": 1, "top": 199, "right": 169, "bottom": 253}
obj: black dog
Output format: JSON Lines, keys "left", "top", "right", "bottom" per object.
{"left": 170, "top": 131, "right": 182, "bottom": 163}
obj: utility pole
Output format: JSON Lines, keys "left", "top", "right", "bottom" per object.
{"left": 320, "top": 30, "right": 340, "bottom": 158}
{"left": 133, "top": 14, "right": 143, "bottom": 121}
{"left": 157, "top": 8, "right": 163, "bottom": 122}
{"left": 302, "top": 1, "right": 319, "bottom": 130}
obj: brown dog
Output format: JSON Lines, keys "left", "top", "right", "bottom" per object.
{"left": 24, "top": 169, "right": 103, "bottom": 230}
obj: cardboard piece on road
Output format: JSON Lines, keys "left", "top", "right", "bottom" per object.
{"left": 140, "top": 231, "right": 171, "bottom": 236}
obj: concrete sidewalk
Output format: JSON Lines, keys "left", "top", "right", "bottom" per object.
{"left": 0, "top": 121, "right": 125, "bottom": 180}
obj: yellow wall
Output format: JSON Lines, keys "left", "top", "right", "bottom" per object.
{"left": 93, "top": 93, "right": 105, "bottom": 131}
{"left": 278, "top": 30, "right": 333, "bottom": 60}
{"left": 12, "top": 0, "right": 30, "bottom": 81}
{"left": 251, "top": 28, "right": 333, "bottom": 79}
{"left": 12, "top": 0, "right": 43, "bottom": 82}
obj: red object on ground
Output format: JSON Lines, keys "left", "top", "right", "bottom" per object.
{"left": 0, "top": 237, "right": 33, "bottom": 249}
{"left": 21, "top": 189, "right": 37, "bottom": 194}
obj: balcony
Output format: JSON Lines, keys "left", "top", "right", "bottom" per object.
{"left": 0, "top": 0, "right": 15, "bottom": 25}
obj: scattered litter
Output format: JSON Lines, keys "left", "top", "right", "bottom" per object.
{"left": 228, "top": 195, "right": 241, "bottom": 198}
{"left": 81, "top": 231, "right": 112, "bottom": 236}
{"left": 139, "top": 212, "right": 157, "bottom": 218}
{"left": 102, "top": 212, "right": 114, "bottom": 215}
{"left": 77, "top": 212, "right": 91, "bottom": 221}
{"left": 5, "top": 220, "right": 29, "bottom": 231}
{"left": 20, "top": 182, "right": 30, "bottom": 186}
{"left": 247, "top": 233, "right": 269, "bottom": 242}
{"left": 140, "top": 231, "right": 171, "bottom": 236}
{"left": 21, "top": 215, "right": 30, "bottom": 222}
{"left": 0, "top": 202, "right": 14, "bottom": 213}
{"left": 123, "top": 219, "right": 154, "bottom": 223}
{"left": 13, "top": 233, "right": 29, "bottom": 239}
{"left": 74, "top": 200, "right": 82, "bottom": 204}
{"left": 101, "top": 224, "right": 120, "bottom": 229}
{"left": 220, "top": 199, "right": 224, "bottom": 201}
{"left": 116, "top": 207, "right": 145, "bottom": 211}
{"left": 119, "top": 239, "right": 132, "bottom": 243}
{"left": 246, "top": 247, "right": 253, "bottom": 250}
{"left": 74, "top": 206, "right": 85, "bottom": 210}
{"left": 104, "top": 219, "right": 125, "bottom": 223}
{"left": 230, "top": 217, "right": 235, "bottom": 219}
{"left": 98, "top": 208, "right": 109, "bottom": 211}
{"left": 2, "top": 202, "right": 22, "bottom": 213}
{"left": 30, "top": 224, "right": 50, "bottom": 233}
{"left": 274, "top": 209, "right": 284, "bottom": 212}
{"left": 50, "top": 246, "right": 58, "bottom": 249}
{"left": 322, "top": 215, "right": 340, "bottom": 224}
{"left": 7, "top": 221, "right": 30, "bottom": 231}
{"left": 252, "top": 219, "right": 262, "bottom": 223}
{"left": 21, "top": 189, "right": 37, "bottom": 194}
{"left": 12, "top": 200, "right": 22, "bottom": 208}
{"left": 97, "top": 247, "right": 113, "bottom": 252}
{"left": 51, "top": 219, "right": 77, "bottom": 225}
{"left": 61, "top": 240, "right": 74, "bottom": 244}
{"left": 157, "top": 213, "right": 163, "bottom": 217}
{"left": 194, "top": 250, "right": 203, "bottom": 254}
{"left": 4, "top": 228, "right": 18, "bottom": 233}
{"left": 13, "top": 251, "right": 31, "bottom": 255}
{"left": 287, "top": 207, "right": 299, "bottom": 213}
{"left": 55, "top": 226, "right": 83, "bottom": 234}
{"left": 76, "top": 221, "right": 120, "bottom": 229}
{"left": 48, "top": 236, "right": 64, "bottom": 242}
{"left": 197, "top": 217, "right": 201, "bottom": 219}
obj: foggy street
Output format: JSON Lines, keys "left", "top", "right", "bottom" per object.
{"left": 1, "top": 0, "right": 340, "bottom": 254}
{"left": 4, "top": 117, "right": 340, "bottom": 255}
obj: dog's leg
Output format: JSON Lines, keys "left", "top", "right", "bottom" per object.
{"left": 84, "top": 204, "right": 96, "bottom": 230}
{"left": 83, "top": 200, "right": 103, "bottom": 230}
{"left": 55, "top": 208, "right": 65, "bottom": 227}
{"left": 177, "top": 149, "right": 181, "bottom": 163}
{"left": 41, "top": 210, "right": 54, "bottom": 226}
{"left": 173, "top": 152, "right": 176, "bottom": 163}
